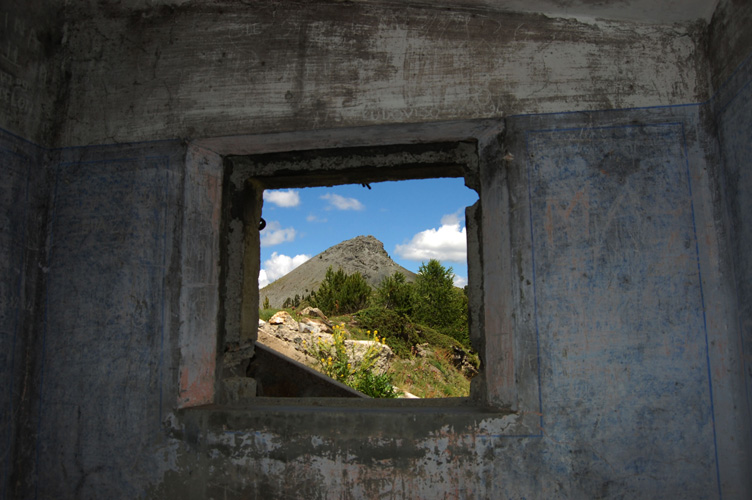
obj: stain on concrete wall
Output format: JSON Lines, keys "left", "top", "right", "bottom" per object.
{"left": 1, "top": 1, "right": 752, "bottom": 499}
{"left": 7, "top": 108, "right": 748, "bottom": 500}
{"left": 526, "top": 122, "right": 719, "bottom": 496}
{"left": 707, "top": 0, "right": 752, "bottom": 91}
{"left": 60, "top": 1, "right": 704, "bottom": 145}
{"left": 178, "top": 144, "right": 222, "bottom": 408}
{"left": 0, "top": 1, "right": 65, "bottom": 145}
{"left": 0, "top": 130, "right": 42, "bottom": 500}
{"left": 716, "top": 53, "right": 752, "bottom": 436}
{"left": 146, "top": 107, "right": 731, "bottom": 499}
{"left": 29, "top": 144, "right": 184, "bottom": 498}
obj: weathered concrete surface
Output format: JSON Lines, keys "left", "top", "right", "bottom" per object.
{"left": 27, "top": 142, "right": 186, "bottom": 499}
{"left": 710, "top": 0, "right": 752, "bottom": 487}
{"left": 249, "top": 342, "right": 367, "bottom": 398}
{"left": 516, "top": 115, "right": 724, "bottom": 496}
{"left": 59, "top": 1, "right": 706, "bottom": 145}
{"left": 0, "top": 129, "right": 47, "bottom": 500}
{"left": 70, "top": 0, "right": 721, "bottom": 25}
{"left": 717, "top": 44, "right": 752, "bottom": 427}
{"left": 707, "top": 0, "right": 752, "bottom": 91}
{"left": 20, "top": 106, "right": 748, "bottom": 499}
{"left": 1, "top": 1, "right": 752, "bottom": 499}
{"left": 177, "top": 144, "right": 222, "bottom": 408}
{"left": 0, "top": 0, "right": 66, "bottom": 146}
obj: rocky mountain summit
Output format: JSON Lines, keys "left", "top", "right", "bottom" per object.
{"left": 260, "top": 235, "right": 417, "bottom": 308}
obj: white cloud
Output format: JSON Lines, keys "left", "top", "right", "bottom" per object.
{"left": 260, "top": 220, "right": 296, "bottom": 247}
{"left": 306, "top": 213, "right": 327, "bottom": 223}
{"left": 259, "top": 252, "right": 311, "bottom": 287}
{"left": 321, "top": 193, "right": 364, "bottom": 211}
{"left": 394, "top": 213, "right": 467, "bottom": 263}
{"left": 264, "top": 189, "right": 300, "bottom": 207}
{"left": 441, "top": 212, "right": 460, "bottom": 226}
{"left": 258, "top": 269, "right": 270, "bottom": 289}
{"left": 453, "top": 275, "right": 468, "bottom": 288}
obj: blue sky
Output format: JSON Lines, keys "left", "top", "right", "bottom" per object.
{"left": 259, "top": 177, "right": 479, "bottom": 289}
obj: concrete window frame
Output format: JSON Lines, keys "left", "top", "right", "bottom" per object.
{"left": 177, "top": 120, "right": 541, "bottom": 435}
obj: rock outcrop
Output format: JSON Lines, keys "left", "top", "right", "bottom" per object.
{"left": 259, "top": 235, "right": 417, "bottom": 308}
{"left": 258, "top": 309, "right": 394, "bottom": 376}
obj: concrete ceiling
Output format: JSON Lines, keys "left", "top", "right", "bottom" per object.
{"left": 394, "top": 0, "right": 720, "bottom": 24}
{"left": 94, "top": 0, "right": 721, "bottom": 24}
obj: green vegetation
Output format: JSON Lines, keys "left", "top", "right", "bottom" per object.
{"left": 304, "top": 324, "right": 399, "bottom": 398}
{"left": 354, "top": 307, "right": 463, "bottom": 357}
{"left": 308, "top": 266, "right": 371, "bottom": 315}
{"left": 259, "top": 308, "right": 278, "bottom": 322}
{"left": 282, "top": 294, "right": 302, "bottom": 309}
{"left": 390, "top": 349, "right": 471, "bottom": 398}
{"left": 265, "top": 260, "right": 477, "bottom": 398}
{"left": 374, "top": 271, "right": 413, "bottom": 315}
{"left": 412, "top": 260, "right": 469, "bottom": 347}
{"left": 353, "top": 371, "right": 399, "bottom": 398}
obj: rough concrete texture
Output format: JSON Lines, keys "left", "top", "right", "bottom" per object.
{"left": 0, "top": 1, "right": 66, "bottom": 146}
{"left": 178, "top": 143, "right": 222, "bottom": 408}
{"left": 517, "top": 115, "right": 722, "bottom": 496}
{"left": 707, "top": 0, "right": 752, "bottom": 90}
{"left": 1, "top": 0, "right": 751, "bottom": 498}
{"left": 59, "top": 1, "right": 706, "bottom": 145}
{"left": 28, "top": 142, "right": 186, "bottom": 499}
{"left": 713, "top": 28, "right": 752, "bottom": 461}
{"left": 0, "top": 129, "right": 48, "bottom": 500}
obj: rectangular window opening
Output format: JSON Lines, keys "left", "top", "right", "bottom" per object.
{"left": 217, "top": 139, "right": 500, "bottom": 408}
{"left": 254, "top": 178, "right": 479, "bottom": 399}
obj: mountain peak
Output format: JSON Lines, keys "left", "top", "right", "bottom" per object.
{"left": 260, "top": 235, "right": 416, "bottom": 308}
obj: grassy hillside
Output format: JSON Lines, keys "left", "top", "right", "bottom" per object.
{"left": 260, "top": 307, "right": 478, "bottom": 398}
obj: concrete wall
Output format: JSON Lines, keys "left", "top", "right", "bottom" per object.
{"left": 505, "top": 107, "right": 747, "bottom": 499}
{"left": 710, "top": 0, "right": 752, "bottom": 467}
{"left": 154, "top": 105, "right": 746, "bottom": 500}
{"left": 0, "top": 129, "right": 47, "bottom": 499}
{"left": 1, "top": 7, "right": 63, "bottom": 494}
{"left": 60, "top": 1, "right": 706, "bottom": 145}
{"left": 25, "top": 142, "right": 186, "bottom": 499}
{"left": 1, "top": 0, "right": 751, "bottom": 499}
{"left": 0, "top": 1, "right": 65, "bottom": 146}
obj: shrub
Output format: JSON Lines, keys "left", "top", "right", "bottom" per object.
{"left": 354, "top": 371, "right": 399, "bottom": 398}
{"left": 355, "top": 307, "right": 425, "bottom": 357}
{"left": 304, "top": 325, "right": 398, "bottom": 398}
{"left": 306, "top": 324, "right": 352, "bottom": 383}
{"left": 375, "top": 271, "right": 413, "bottom": 315}
{"left": 356, "top": 306, "right": 472, "bottom": 357}
{"left": 412, "top": 259, "right": 470, "bottom": 347}
{"left": 310, "top": 266, "right": 371, "bottom": 315}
